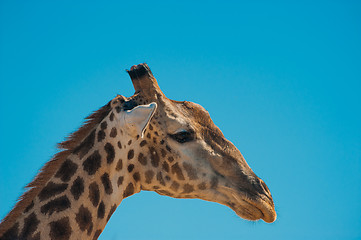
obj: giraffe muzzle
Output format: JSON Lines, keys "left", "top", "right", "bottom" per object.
{"left": 221, "top": 186, "right": 277, "bottom": 223}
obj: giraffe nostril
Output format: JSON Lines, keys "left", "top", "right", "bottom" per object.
{"left": 258, "top": 179, "right": 270, "bottom": 196}
{"left": 259, "top": 179, "right": 274, "bottom": 203}
{"left": 260, "top": 180, "right": 269, "bottom": 193}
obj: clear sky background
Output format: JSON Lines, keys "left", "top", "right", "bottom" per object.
{"left": 0, "top": 1, "right": 360, "bottom": 239}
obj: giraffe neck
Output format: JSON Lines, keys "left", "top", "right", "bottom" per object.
{"left": 0, "top": 112, "right": 142, "bottom": 240}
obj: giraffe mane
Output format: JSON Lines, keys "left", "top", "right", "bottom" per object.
{"left": 0, "top": 101, "right": 112, "bottom": 234}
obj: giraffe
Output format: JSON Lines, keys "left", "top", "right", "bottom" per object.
{"left": 0, "top": 63, "right": 276, "bottom": 240}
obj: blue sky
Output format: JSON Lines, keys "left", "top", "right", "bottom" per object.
{"left": 0, "top": 1, "right": 360, "bottom": 239}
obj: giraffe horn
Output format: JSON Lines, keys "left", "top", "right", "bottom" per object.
{"left": 127, "top": 63, "right": 164, "bottom": 98}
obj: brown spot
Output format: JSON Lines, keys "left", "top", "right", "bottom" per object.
{"left": 41, "top": 195, "right": 71, "bottom": 216}
{"left": 107, "top": 204, "right": 117, "bottom": 221}
{"left": 100, "top": 121, "right": 107, "bottom": 130}
{"left": 116, "top": 159, "right": 123, "bottom": 171}
{"left": 76, "top": 205, "right": 93, "bottom": 233}
{"left": 49, "top": 217, "right": 71, "bottom": 240}
{"left": 101, "top": 173, "right": 113, "bottom": 195}
{"left": 109, "top": 112, "right": 115, "bottom": 121}
{"left": 140, "top": 140, "right": 147, "bottom": 147}
{"left": 127, "top": 164, "right": 134, "bottom": 172}
{"left": 97, "top": 201, "right": 105, "bottom": 219}
{"left": 2, "top": 222, "right": 19, "bottom": 240}
{"left": 154, "top": 131, "right": 159, "bottom": 136}
{"left": 170, "top": 181, "right": 180, "bottom": 191}
{"left": 109, "top": 127, "right": 117, "bottom": 138}
{"left": 123, "top": 183, "right": 135, "bottom": 198}
{"left": 168, "top": 156, "right": 174, "bottom": 163}
{"left": 149, "top": 147, "right": 160, "bottom": 167}
{"left": 198, "top": 182, "right": 207, "bottom": 190}
{"left": 117, "top": 176, "right": 124, "bottom": 186}
{"left": 157, "top": 172, "right": 166, "bottom": 186}
{"left": 145, "top": 170, "right": 154, "bottom": 184}
{"left": 70, "top": 177, "right": 84, "bottom": 200}
{"left": 138, "top": 153, "right": 147, "bottom": 165}
{"left": 160, "top": 139, "right": 165, "bottom": 145}
{"left": 20, "top": 212, "right": 39, "bottom": 239}
{"left": 104, "top": 143, "right": 115, "bottom": 164}
{"left": 146, "top": 133, "right": 151, "bottom": 139}
{"left": 133, "top": 172, "right": 141, "bottom": 182}
{"left": 153, "top": 137, "right": 157, "bottom": 143}
{"left": 97, "top": 130, "right": 106, "bottom": 142}
{"left": 127, "top": 149, "right": 134, "bottom": 160}
{"left": 183, "top": 162, "right": 198, "bottom": 180}
{"left": 149, "top": 124, "right": 153, "bottom": 130}
{"left": 117, "top": 141, "right": 122, "bottom": 149}
{"left": 183, "top": 184, "right": 194, "bottom": 193}
{"left": 89, "top": 182, "right": 100, "bottom": 207}
{"left": 39, "top": 182, "right": 68, "bottom": 201}
{"left": 73, "top": 129, "right": 96, "bottom": 159}
{"left": 23, "top": 201, "right": 34, "bottom": 213}
{"left": 165, "top": 175, "right": 170, "bottom": 181}
{"left": 115, "top": 106, "right": 121, "bottom": 113}
{"left": 171, "top": 163, "right": 185, "bottom": 180}
{"left": 160, "top": 149, "right": 167, "bottom": 158}
{"left": 128, "top": 140, "right": 132, "bottom": 145}
{"left": 211, "top": 176, "right": 218, "bottom": 189}
{"left": 55, "top": 159, "right": 78, "bottom": 182}
{"left": 162, "top": 162, "right": 170, "bottom": 172}
{"left": 83, "top": 150, "right": 101, "bottom": 175}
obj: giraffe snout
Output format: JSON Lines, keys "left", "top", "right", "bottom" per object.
{"left": 252, "top": 178, "right": 277, "bottom": 223}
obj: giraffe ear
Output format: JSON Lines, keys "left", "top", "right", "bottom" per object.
{"left": 124, "top": 102, "right": 157, "bottom": 138}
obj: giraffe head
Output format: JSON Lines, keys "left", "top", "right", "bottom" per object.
{"left": 113, "top": 63, "right": 276, "bottom": 223}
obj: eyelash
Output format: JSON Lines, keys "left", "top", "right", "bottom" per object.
{"left": 169, "top": 130, "right": 195, "bottom": 143}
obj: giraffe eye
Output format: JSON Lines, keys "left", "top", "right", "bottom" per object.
{"left": 169, "top": 130, "right": 195, "bottom": 143}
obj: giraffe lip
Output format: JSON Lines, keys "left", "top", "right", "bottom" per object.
{"left": 224, "top": 189, "right": 277, "bottom": 223}
{"left": 229, "top": 200, "right": 263, "bottom": 221}
{"left": 244, "top": 198, "right": 276, "bottom": 223}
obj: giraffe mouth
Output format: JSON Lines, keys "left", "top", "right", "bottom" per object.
{"left": 220, "top": 187, "right": 277, "bottom": 223}
{"left": 231, "top": 196, "right": 276, "bottom": 223}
